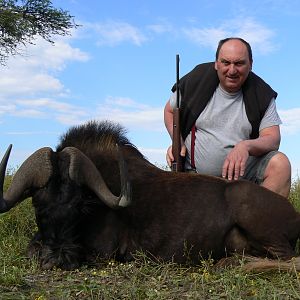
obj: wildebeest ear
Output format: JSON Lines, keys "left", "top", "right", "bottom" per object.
{"left": 0, "top": 146, "right": 53, "bottom": 213}
{"left": 62, "top": 146, "right": 131, "bottom": 209}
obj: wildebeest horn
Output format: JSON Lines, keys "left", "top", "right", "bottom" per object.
{"left": 62, "top": 145, "right": 131, "bottom": 209}
{"left": 0, "top": 145, "right": 53, "bottom": 213}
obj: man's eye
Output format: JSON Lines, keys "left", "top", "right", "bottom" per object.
{"left": 236, "top": 61, "right": 246, "bottom": 67}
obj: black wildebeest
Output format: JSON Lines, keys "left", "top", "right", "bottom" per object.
{"left": 1, "top": 120, "right": 300, "bottom": 271}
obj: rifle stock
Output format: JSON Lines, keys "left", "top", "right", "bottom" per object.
{"left": 172, "top": 107, "right": 183, "bottom": 172}
{"left": 171, "top": 54, "right": 184, "bottom": 172}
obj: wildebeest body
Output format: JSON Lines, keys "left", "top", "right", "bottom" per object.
{"left": 1, "top": 120, "right": 300, "bottom": 270}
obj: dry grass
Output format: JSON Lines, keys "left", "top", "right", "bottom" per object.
{"left": 1, "top": 175, "right": 300, "bottom": 299}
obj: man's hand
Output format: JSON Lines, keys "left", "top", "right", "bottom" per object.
{"left": 222, "top": 141, "right": 249, "bottom": 180}
{"left": 166, "top": 145, "right": 186, "bottom": 167}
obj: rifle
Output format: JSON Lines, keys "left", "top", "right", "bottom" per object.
{"left": 171, "top": 54, "right": 184, "bottom": 172}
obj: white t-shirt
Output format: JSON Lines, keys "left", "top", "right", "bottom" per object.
{"left": 170, "top": 84, "right": 282, "bottom": 176}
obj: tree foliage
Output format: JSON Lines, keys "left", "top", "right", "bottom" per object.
{"left": 0, "top": 0, "right": 77, "bottom": 64}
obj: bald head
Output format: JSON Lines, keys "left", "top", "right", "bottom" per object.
{"left": 214, "top": 38, "right": 253, "bottom": 93}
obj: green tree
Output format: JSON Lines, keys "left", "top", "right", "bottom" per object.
{"left": 0, "top": 0, "right": 77, "bottom": 64}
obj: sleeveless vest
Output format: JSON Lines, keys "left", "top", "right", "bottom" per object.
{"left": 171, "top": 62, "right": 277, "bottom": 140}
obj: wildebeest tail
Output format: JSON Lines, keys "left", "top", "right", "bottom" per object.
{"left": 242, "top": 256, "right": 300, "bottom": 272}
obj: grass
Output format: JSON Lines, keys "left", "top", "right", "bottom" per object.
{"left": 290, "top": 177, "right": 300, "bottom": 211}
{"left": 1, "top": 174, "right": 300, "bottom": 299}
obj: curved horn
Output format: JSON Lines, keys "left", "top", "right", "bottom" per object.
{"left": 62, "top": 145, "right": 131, "bottom": 209}
{"left": 0, "top": 144, "right": 13, "bottom": 211}
{"left": 0, "top": 146, "right": 53, "bottom": 213}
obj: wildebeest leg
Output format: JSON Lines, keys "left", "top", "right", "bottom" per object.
{"left": 27, "top": 231, "right": 43, "bottom": 258}
{"left": 224, "top": 226, "right": 250, "bottom": 254}
{"left": 225, "top": 181, "right": 300, "bottom": 259}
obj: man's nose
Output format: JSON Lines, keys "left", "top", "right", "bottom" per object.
{"left": 228, "top": 63, "right": 237, "bottom": 74}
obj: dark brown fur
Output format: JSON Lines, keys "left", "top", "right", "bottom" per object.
{"left": 4, "top": 121, "right": 300, "bottom": 270}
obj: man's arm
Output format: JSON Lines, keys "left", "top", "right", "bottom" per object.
{"left": 222, "top": 125, "right": 281, "bottom": 180}
{"left": 164, "top": 101, "right": 174, "bottom": 138}
{"left": 242, "top": 125, "right": 280, "bottom": 156}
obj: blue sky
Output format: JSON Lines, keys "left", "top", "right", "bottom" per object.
{"left": 1, "top": 0, "right": 300, "bottom": 179}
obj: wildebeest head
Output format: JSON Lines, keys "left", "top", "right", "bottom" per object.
{"left": 0, "top": 122, "right": 134, "bottom": 269}
{"left": 0, "top": 142, "right": 131, "bottom": 214}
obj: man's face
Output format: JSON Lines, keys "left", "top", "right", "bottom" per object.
{"left": 215, "top": 40, "right": 252, "bottom": 93}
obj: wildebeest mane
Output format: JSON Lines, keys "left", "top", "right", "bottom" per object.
{"left": 54, "top": 120, "right": 148, "bottom": 198}
{"left": 56, "top": 120, "right": 134, "bottom": 153}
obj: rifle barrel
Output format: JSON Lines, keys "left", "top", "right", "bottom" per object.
{"left": 172, "top": 54, "right": 183, "bottom": 172}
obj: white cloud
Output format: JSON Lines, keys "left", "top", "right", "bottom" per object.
{"left": 55, "top": 113, "right": 88, "bottom": 126}
{"left": 29, "top": 39, "right": 90, "bottom": 71}
{"left": 0, "top": 72, "right": 64, "bottom": 97}
{"left": 14, "top": 97, "right": 89, "bottom": 124}
{"left": 147, "top": 19, "right": 173, "bottom": 34}
{"left": 0, "top": 104, "right": 16, "bottom": 114}
{"left": 14, "top": 95, "right": 165, "bottom": 129}
{"left": 12, "top": 109, "right": 46, "bottom": 118}
{"left": 182, "top": 17, "right": 276, "bottom": 55}
{"left": 17, "top": 98, "right": 75, "bottom": 111}
{"left": 91, "top": 20, "right": 148, "bottom": 46}
{"left": 0, "top": 33, "right": 91, "bottom": 125}
{"left": 5, "top": 36, "right": 89, "bottom": 70}
{"left": 183, "top": 27, "right": 228, "bottom": 49}
{"left": 95, "top": 96, "right": 164, "bottom": 131}
{"left": 233, "top": 19, "right": 276, "bottom": 54}
{"left": 0, "top": 36, "right": 89, "bottom": 99}
{"left": 5, "top": 130, "right": 57, "bottom": 136}
{"left": 251, "top": 0, "right": 300, "bottom": 16}
{"left": 139, "top": 147, "right": 168, "bottom": 167}
{"left": 0, "top": 95, "right": 89, "bottom": 125}
{"left": 279, "top": 108, "right": 300, "bottom": 135}
{"left": 105, "top": 96, "right": 149, "bottom": 110}
{"left": 81, "top": 17, "right": 276, "bottom": 56}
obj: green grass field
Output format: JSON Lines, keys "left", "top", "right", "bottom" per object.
{"left": 0, "top": 174, "right": 300, "bottom": 299}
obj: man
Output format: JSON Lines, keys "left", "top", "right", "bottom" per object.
{"left": 164, "top": 37, "right": 291, "bottom": 198}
